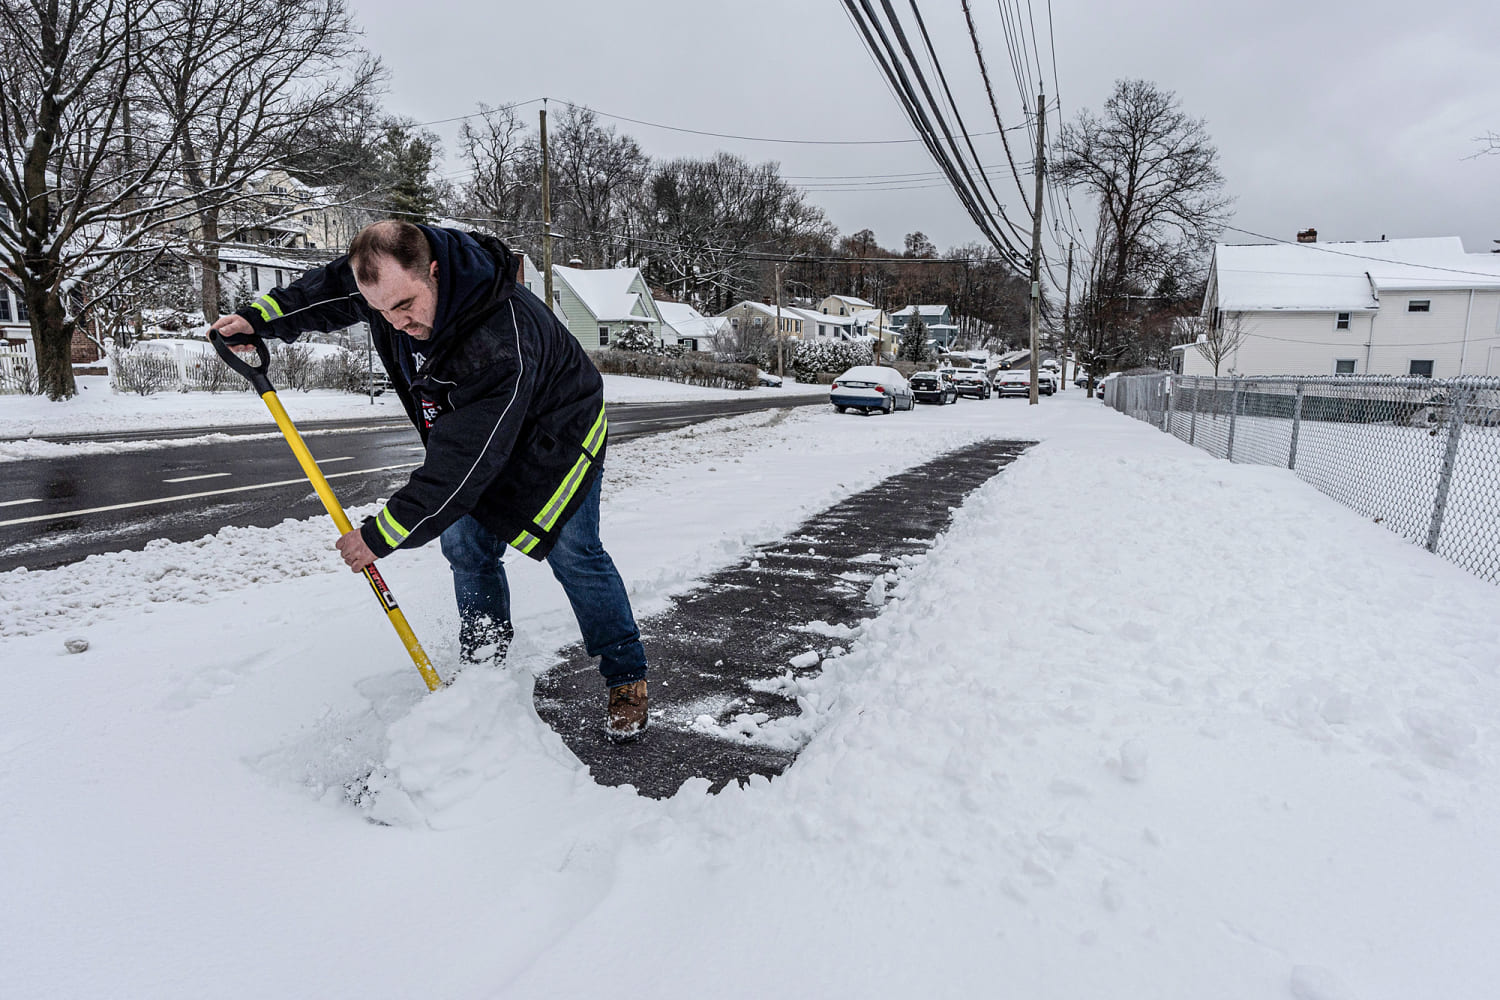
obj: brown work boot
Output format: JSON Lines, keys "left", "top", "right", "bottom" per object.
{"left": 607, "top": 680, "right": 648, "bottom": 742}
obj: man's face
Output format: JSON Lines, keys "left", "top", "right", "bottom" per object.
{"left": 358, "top": 256, "right": 439, "bottom": 340}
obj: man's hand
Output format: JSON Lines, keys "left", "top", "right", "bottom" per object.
{"left": 336, "top": 528, "right": 377, "bottom": 572}
{"left": 208, "top": 313, "right": 253, "bottom": 339}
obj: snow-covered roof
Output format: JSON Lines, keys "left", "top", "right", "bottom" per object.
{"left": 555, "top": 265, "right": 656, "bottom": 323}
{"left": 1210, "top": 237, "right": 1500, "bottom": 313}
{"left": 891, "top": 304, "right": 951, "bottom": 317}
{"left": 827, "top": 294, "right": 874, "bottom": 308}
{"left": 657, "top": 301, "right": 727, "bottom": 340}
{"left": 218, "top": 246, "right": 318, "bottom": 271}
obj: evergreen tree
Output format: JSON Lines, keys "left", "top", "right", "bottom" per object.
{"left": 900, "top": 314, "right": 931, "bottom": 363}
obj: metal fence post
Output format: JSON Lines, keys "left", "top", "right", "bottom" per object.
{"left": 1288, "top": 383, "right": 1305, "bottom": 470}
{"left": 1226, "top": 379, "right": 1241, "bottom": 462}
{"left": 1425, "top": 389, "right": 1467, "bottom": 553}
{"left": 1163, "top": 376, "right": 1175, "bottom": 433}
{"left": 1188, "top": 377, "right": 1198, "bottom": 446}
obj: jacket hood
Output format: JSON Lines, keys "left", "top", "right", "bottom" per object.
{"left": 415, "top": 226, "right": 516, "bottom": 354}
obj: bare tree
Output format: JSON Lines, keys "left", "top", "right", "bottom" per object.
{"left": 1187, "top": 312, "right": 1249, "bottom": 377}
{"left": 455, "top": 102, "right": 541, "bottom": 239}
{"left": 145, "top": 0, "right": 383, "bottom": 323}
{"left": 1053, "top": 79, "right": 1231, "bottom": 367}
{"left": 549, "top": 105, "right": 647, "bottom": 268}
{"left": 0, "top": 0, "right": 209, "bottom": 399}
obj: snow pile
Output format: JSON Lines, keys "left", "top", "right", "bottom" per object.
{"left": 4, "top": 394, "right": 1499, "bottom": 999}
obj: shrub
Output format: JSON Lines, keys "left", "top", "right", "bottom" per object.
{"left": 612, "top": 326, "right": 658, "bottom": 352}
{"left": 270, "top": 342, "right": 316, "bottom": 391}
{"left": 790, "top": 340, "right": 873, "bottom": 382}
{"left": 589, "top": 349, "right": 757, "bottom": 390}
{"left": 113, "top": 351, "right": 181, "bottom": 395}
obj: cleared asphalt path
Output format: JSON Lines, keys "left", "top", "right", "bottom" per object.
{"left": 534, "top": 438, "right": 1034, "bottom": 798}
{"left": 0, "top": 395, "right": 824, "bottom": 572}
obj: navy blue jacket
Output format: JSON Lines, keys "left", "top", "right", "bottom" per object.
{"left": 235, "top": 229, "right": 606, "bottom": 561}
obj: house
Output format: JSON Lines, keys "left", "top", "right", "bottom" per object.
{"left": 217, "top": 246, "right": 319, "bottom": 312}
{"left": 1177, "top": 236, "right": 1500, "bottom": 377}
{"left": 889, "top": 304, "right": 960, "bottom": 347}
{"left": 552, "top": 265, "right": 665, "bottom": 350}
{"left": 720, "top": 300, "right": 802, "bottom": 341}
{"left": 656, "top": 301, "right": 728, "bottom": 352}
{"left": 818, "top": 294, "right": 874, "bottom": 317}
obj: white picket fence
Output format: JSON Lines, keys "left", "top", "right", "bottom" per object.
{"left": 0, "top": 340, "right": 38, "bottom": 394}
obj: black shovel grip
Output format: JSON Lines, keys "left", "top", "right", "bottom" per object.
{"left": 208, "top": 329, "right": 273, "bottom": 394}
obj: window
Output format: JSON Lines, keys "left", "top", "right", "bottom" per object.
{"left": 1407, "top": 300, "right": 1431, "bottom": 313}
{"left": 598, "top": 325, "right": 610, "bottom": 346}
{"left": 1335, "top": 359, "right": 1356, "bottom": 375}
{"left": 1409, "top": 360, "right": 1434, "bottom": 377}
{"left": 250, "top": 267, "right": 260, "bottom": 291}
{"left": 14, "top": 293, "right": 26, "bottom": 321}
{"left": 1335, "top": 312, "right": 1350, "bottom": 330}
{"left": 0, "top": 291, "right": 10, "bottom": 322}
{"left": 224, "top": 262, "right": 237, "bottom": 273}
{"left": 274, "top": 269, "right": 283, "bottom": 286}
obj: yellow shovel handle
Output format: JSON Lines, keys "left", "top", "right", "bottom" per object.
{"left": 260, "top": 389, "right": 442, "bottom": 692}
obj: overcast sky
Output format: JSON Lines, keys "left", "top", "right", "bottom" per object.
{"left": 347, "top": 0, "right": 1500, "bottom": 292}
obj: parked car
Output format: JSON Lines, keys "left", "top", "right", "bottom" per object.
{"left": 830, "top": 365, "right": 915, "bottom": 414}
{"left": 1037, "top": 370, "right": 1058, "bottom": 396}
{"left": 1074, "top": 373, "right": 1091, "bottom": 388}
{"left": 1096, "top": 372, "right": 1119, "bottom": 400}
{"left": 755, "top": 368, "right": 783, "bottom": 387}
{"left": 950, "top": 368, "right": 991, "bottom": 400}
{"left": 354, "top": 369, "right": 391, "bottom": 396}
{"left": 993, "top": 369, "right": 1033, "bottom": 398}
{"left": 909, "top": 370, "right": 958, "bottom": 405}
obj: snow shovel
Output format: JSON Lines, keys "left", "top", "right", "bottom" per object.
{"left": 209, "top": 330, "right": 443, "bottom": 691}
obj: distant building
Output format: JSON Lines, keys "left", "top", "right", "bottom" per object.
{"left": 818, "top": 294, "right": 875, "bottom": 317}
{"left": 657, "top": 301, "right": 729, "bottom": 351}
{"left": 552, "top": 265, "right": 665, "bottom": 349}
{"left": 889, "top": 304, "right": 959, "bottom": 347}
{"left": 1177, "top": 236, "right": 1500, "bottom": 377}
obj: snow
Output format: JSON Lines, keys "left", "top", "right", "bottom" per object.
{"left": 4, "top": 393, "right": 1500, "bottom": 998}
{"left": 1213, "top": 237, "right": 1500, "bottom": 311}
{"left": 0, "top": 373, "right": 827, "bottom": 443}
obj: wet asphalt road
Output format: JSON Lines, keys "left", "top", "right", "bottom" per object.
{"left": 0, "top": 395, "right": 824, "bottom": 572}
{"left": 533, "top": 438, "right": 1035, "bottom": 799}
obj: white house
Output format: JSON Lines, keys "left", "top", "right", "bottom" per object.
{"left": 1178, "top": 236, "right": 1500, "bottom": 378}
{"left": 656, "top": 301, "right": 728, "bottom": 352}
{"left": 217, "top": 246, "right": 314, "bottom": 311}
{"left": 818, "top": 293, "right": 874, "bottom": 317}
{"left": 552, "top": 265, "right": 665, "bottom": 350}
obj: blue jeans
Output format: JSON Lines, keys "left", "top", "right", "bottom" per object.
{"left": 438, "top": 474, "right": 647, "bottom": 687}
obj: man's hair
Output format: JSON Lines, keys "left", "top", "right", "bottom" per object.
{"left": 349, "top": 220, "right": 431, "bottom": 285}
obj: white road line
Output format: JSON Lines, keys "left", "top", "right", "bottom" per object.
{"left": 162, "top": 472, "right": 232, "bottom": 483}
{"left": 0, "top": 462, "right": 420, "bottom": 528}
{"left": 0, "top": 498, "right": 41, "bottom": 508}
{"left": 317, "top": 456, "right": 354, "bottom": 463}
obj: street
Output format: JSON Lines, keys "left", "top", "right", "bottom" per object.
{"left": 0, "top": 395, "right": 825, "bottom": 572}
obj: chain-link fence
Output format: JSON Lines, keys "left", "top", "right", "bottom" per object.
{"left": 1106, "top": 373, "right": 1500, "bottom": 585}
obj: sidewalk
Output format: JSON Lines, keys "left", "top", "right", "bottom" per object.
{"left": 4, "top": 392, "right": 1498, "bottom": 999}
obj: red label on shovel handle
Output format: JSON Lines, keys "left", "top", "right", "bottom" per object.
{"left": 363, "top": 565, "right": 400, "bottom": 612}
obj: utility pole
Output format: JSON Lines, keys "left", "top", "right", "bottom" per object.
{"left": 775, "top": 261, "right": 785, "bottom": 378}
{"left": 1061, "top": 241, "right": 1074, "bottom": 391}
{"left": 1028, "top": 91, "right": 1046, "bottom": 405}
{"left": 539, "top": 103, "right": 555, "bottom": 313}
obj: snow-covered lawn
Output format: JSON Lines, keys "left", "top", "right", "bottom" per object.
{"left": 0, "top": 371, "right": 828, "bottom": 442}
{"left": 3, "top": 393, "right": 1498, "bottom": 999}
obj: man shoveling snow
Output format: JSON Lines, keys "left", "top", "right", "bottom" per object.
{"left": 209, "top": 220, "right": 650, "bottom": 740}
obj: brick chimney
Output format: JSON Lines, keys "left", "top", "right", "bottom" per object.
{"left": 1297, "top": 227, "right": 1318, "bottom": 243}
